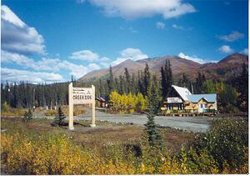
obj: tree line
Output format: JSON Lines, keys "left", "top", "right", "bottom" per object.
{"left": 1, "top": 62, "right": 248, "bottom": 113}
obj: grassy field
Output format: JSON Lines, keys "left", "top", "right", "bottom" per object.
{"left": 1, "top": 115, "right": 248, "bottom": 174}
{"left": 1, "top": 117, "right": 196, "bottom": 152}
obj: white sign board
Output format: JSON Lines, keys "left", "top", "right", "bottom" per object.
{"left": 72, "top": 87, "right": 93, "bottom": 104}
{"left": 167, "top": 97, "right": 183, "bottom": 103}
{"left": 68, "top": 83, "right": 96, "bottom": 130}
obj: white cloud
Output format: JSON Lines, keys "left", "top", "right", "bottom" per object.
{"left": 1, "top": 67, "right": 64, "bottom": 83}
{"left": 111, "top": 57, "right": 127, "bottom": 66}
{"left": 120, "top": 48, "right": 148, "bottom": 60}
{"left": 1, "top": 50, "right": 101, "bottom": 79}
{"left": 111, "top": 48, "right": 148, "bottom": 65}
{"left": 241, "top": 48, "right": 248, "bottom": 55}
{"left": 178, "top": 52, "right": 218, "bottom": 64}
{"left": 1, "top": 5, "right": 45, "bottom": 55}
{"left": 156, "top": 22, "right": 165, "bottom": 29}
{"left": 88, "top": 0, "right": 195, "bottom": 19}
{"left": 120, "top": 26, "right": 138, "bottom": 33}
{"left": 88, "top": 63, "right": 101, "bottom": 70}
{"left": 172, "top": 24, "right": 184, "bottom": 30}
{"left": 70, "top": 50, "right": 99, "bottom": 61}
{"left": 218, "top": 45, "right": 234, "bottom": 54}
{"left": 219, "top": 31, "right": 244, "bottom": 42}
{"left": 76, "top": 0, "right": 86, "bottom": 3}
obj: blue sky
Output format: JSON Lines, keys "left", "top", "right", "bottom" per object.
{"left": 1, "top": 0, "right": 248, "bottom": 83}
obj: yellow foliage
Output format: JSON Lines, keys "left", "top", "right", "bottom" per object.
{"left": 1, "top": 103, "right": 26, "bottom": 117}
{"left": 109, "top": 91, "right": 147, "bottom": 113}
{"left": 1, "top": 127, "right": 248, "bottom": 174}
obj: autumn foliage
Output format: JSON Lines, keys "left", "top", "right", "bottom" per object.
{"left": 1, "top": 118, "right": 248, "bottom": 174}
{"left": 109, "top": 91, "right": 147, "bottom": 113}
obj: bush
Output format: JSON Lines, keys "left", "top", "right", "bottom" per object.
{"left": 109, "top": 91, "right": 147, "bottom": 114}
{"left": 1, "top": 118, "right": 248, "bottom": 174}
{"left": 51, "top": 107, "right": 66, "bottom": 126}
{"left": 2, "top": 102, "right": 10, "bottom": 112}
{"left": 193, "top": 119, "right": 248, "bottom": 172}
{"left": 44, "top": 109, "right": 57, "bottom": 116}
{"left": 1, "top": 102, "right": 26, "bottom": 117}
{"left": 23, "top": 109, "right": 32, "bottom": 122}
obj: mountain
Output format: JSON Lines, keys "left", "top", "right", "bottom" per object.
{"left": 200, "top": 53, "right": 248, "bottom": 79}
{"left": 79, "top": 53, "right": 248, "bottom": 82}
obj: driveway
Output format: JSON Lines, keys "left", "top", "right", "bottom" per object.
{"left": 74, "top": 108, "right": 211, "bottom": 133}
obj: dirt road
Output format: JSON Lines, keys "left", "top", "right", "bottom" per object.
{"left": 73, "top": 108, "right": 211, "bottom": 133}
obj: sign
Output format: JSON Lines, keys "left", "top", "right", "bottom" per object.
{"left": 167, "top": 97, "right": 183, "bottom": 103}
{"left": 68, "top": 83, "right": 96, "bottom": 130}
{"left": 72, "top": 87, "right": 93, "bottom": 104}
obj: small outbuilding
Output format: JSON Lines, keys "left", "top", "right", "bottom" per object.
{"left": 96, "top": 96, "right": 106, "bottom": 108}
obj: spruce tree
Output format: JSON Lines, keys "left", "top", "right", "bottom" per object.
{"left": 143, "top": 63, "right": 150, "bottom": 96}
{"left": 160, "top": 60, "right": 173, "bottom": 100}
{"left": 107, "top": 66, "right": 114, "bottom": 97}
{"left": 124, "top": 68, "right": 131, "bottom": 94}
{"left": 165, "top": 60, "right": 173, "bottom": 97}
{"left": 145, "top": 75, "right": 162, "bottom": 147}
{"left": 23, "top": 109, "right": 32, "bottom": 122}
{"left": 237, "top": 63, "right": 248, "bottom": 111}
{"left": 161, "top": 67, "right": 167, "bottom": 100}
{"left": 52, "top": 106, "right": 66, "bottom": 126}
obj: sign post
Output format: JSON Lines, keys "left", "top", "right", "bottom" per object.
{"left": 69, "top": 83, "right": 74, "bottom": 130}
{"left": 68, "top": 83, "right": 96, "bottom": 130}
{"left": 90, "top": 85, "right": 96, "bottom": 127}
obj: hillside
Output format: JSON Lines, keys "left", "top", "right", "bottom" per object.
{"left": 79, "top": 53, "right": 248, "bottom": 82}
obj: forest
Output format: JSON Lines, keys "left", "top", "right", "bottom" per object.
{"left": 1, "top": 61, "right": 248, "bottom": 113}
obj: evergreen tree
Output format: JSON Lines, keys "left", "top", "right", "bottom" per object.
{"left": 124, "top": 68, "right": 131, "bottom": 94}
{"left": 195, "top": 72, "right": 206, "bottom": 93}
{"left": 145, "top": 75, "right": 162, "bottom": 147}
{"left": 131, "top": 73, "right": 137, "bottom": 94}
{"left": 107, "top": 66, "right": 114, "bottom": 97}
{"left": 160, "top": 67, "right": 167, "bottom": 100}
{"left": 52, "top": 106, "right": 66, "bottom": 126}
{"left": 160, "top": 60, "right": 173, "bottom": 99}
{"left": 143, "top": 63, "right": 150, "bottom": 96}
{"left": 137, "top": 71, "right": 144, "bottom": 94}
{"left": 147, "top": 75, "right": 162, "bottom": 115}
{"left": 118, "top": 75, "right": 125, "bottom": 94}
{"left": 237, "top": 63, "right": 248, "bottom": 112}
{"left": 178, "top": 73, "right": 190, "bottom": 88}
{"left": 1, "top": 83, "right": 4, "bottom": 106}
{"left": 165, "top": 60, "right": 173, "bottom": 97}
{"left": 23, "top": 109, "right": 33, "bottom": 122}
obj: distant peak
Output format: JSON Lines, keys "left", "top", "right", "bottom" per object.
{"left": 219, "top": 52, "right": 248, "bottom": 64}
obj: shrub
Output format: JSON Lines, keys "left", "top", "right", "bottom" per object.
{"left": 193, "top": 119, "right": 248, "bottom": 172}
{"left": 1, "top": 102, "right": 26, "bottom": 117}
{"left": 23, "top": 109, "right": 32, "bottom": 122}
{"left": 51, "top": 107, "right": 66, "bottom": 126}
{"left": 2, "top": 102, "right": 10, "bottom": 112}
{"left": 44, "top": 109, "right": 57, "bottom": 116}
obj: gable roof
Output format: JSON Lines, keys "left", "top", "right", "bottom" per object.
{"left": 187, "top": 94, "right": 217, "bottom": 103}
{"left": 172, "top": 85, "right": 192, "bottom": 101}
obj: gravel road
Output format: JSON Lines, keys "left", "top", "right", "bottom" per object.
{"left": 73, "top": 108, "right": 211, "bottom": 133}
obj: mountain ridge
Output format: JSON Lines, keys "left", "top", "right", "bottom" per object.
{"left": 79, "top": 53, "right": 248, "bottom": 82}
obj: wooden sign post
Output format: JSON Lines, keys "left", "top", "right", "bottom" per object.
{"left": 68, "top": 83, "right": 96, "bottom": 130}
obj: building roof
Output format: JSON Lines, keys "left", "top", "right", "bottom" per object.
{"left": 96, "top": 96, "right": 106, "bottom": 101}
{"left": 187, "top": 94, "right": 217, "bottom": 103}
{"left": 172, "top": 85, "right": 192, "bottom": 101}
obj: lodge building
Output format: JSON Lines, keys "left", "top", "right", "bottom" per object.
{"left": 161, "top": 85, "right": 217, "bottom": 115}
